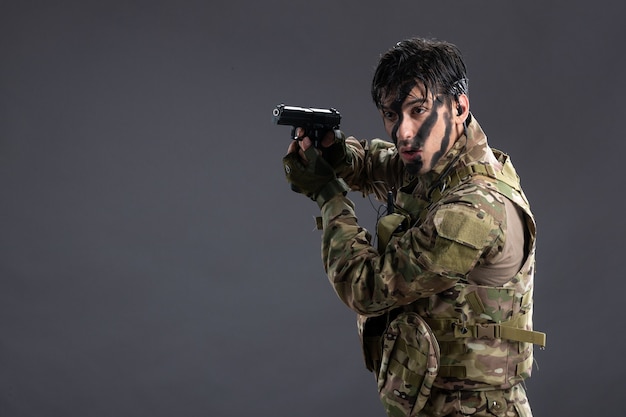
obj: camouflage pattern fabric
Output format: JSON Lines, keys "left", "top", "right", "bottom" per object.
{"left": 421, "top": 384, "right": 532, "bottom": 417}
{"left": 318, "top": 117, "right": 542, "bottom": 410}
{"left": 377, "top": 312, "right": 439, "bottom": 417}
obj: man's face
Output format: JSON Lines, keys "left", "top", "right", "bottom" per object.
{"left": 380, "top": 83, "right": 458, "bottom": 176}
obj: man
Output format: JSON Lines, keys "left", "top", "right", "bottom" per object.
{"left": 282, "top": 37, "right": 545, "bottom": 417}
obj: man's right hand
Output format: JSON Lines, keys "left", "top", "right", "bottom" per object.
{"left": 283, "top": 130, "right": 349, "bottom": 208}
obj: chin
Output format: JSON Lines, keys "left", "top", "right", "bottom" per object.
{"left": 405, "top": 161, "right": 423, "bottom": 176}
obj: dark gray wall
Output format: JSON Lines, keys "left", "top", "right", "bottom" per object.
{"left": 1, "top": 1, "right": 624, "bottom": 416}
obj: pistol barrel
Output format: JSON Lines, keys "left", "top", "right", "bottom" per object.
{"left": 272, "top": 104, "right": 341, "bottom": 129}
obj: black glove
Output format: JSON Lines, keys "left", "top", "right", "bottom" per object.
{"left": 283, "top": 146, "right": 349, "bottom": 208}
{"left": 321, "top": 130, "right": 352, "bottom": 171}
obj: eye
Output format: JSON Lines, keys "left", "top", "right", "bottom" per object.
{"left": 412, "top": 106, "right": 427, "bottom": 115}
{"left": 382, "top": 111, "right": 398, "bottom": 122}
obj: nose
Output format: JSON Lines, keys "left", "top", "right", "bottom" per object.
{"left": 396, "top": 117, "right": 416, "bottom": 141}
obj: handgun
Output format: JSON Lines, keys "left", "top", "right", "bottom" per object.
{"left": 272, "top": 104, "right": 341, "bottom": 147}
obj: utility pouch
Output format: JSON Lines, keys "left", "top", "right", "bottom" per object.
{"left": 360, "top": 314, "right": 390, "bottom": 373}
{"left": 377, "top": 213, "right": 409, "bottom": 253}
{"left": 377, "top": 312, "right": 440, "bottom": 417}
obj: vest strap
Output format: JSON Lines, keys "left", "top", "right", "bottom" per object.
{"left": 438, "top": 365, "right": 467, "bottom": 378}
{"left": 456, "top": 322, "right": 546, "bottom": 348}
{"left": 425, "top": 318, "right": 547, "bottom": 348}
{"left": 465, "top": 291, "right": 486, "bottom": 315}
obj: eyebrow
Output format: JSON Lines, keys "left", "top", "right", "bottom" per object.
{"left": 403, "top": 96, "right": 428, "bottom": 106}
{"left": 381, "top": 95, "right": 428, "bottom": 111}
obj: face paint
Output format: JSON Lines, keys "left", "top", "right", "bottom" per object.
{"left": 389, "top": 80, "right": 417, "bottom": 145}
{"left": 382, "top": 86, "right": 458, "bottom": 176}
{"left": 403, "top": 98, "right": 443, "bottom": 175}
{"left": 426, "top": 99, "right": 454, "bottom": 171}
{"left": 415, "top": 97, "right": 442, "bottom": 142}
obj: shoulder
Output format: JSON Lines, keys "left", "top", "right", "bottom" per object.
{"left": 441, "top": 177, "right": 508, "bottom": 224}
{"left": 428, "top": 180, "right": 506, "bottom": 250}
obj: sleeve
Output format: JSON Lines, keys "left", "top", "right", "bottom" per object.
{"left": 319, "top": 189, "right": 505, "bottom": 317}
{"left": 335, "top": 137, "right": 405, "bottom": 201}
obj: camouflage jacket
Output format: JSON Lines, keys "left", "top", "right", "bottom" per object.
{"left": 320, "top": 117, "right": 545, "bottom": 390}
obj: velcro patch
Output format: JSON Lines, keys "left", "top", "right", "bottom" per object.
{"left": 434, "top": 204, "right": 496, "bottom": 249}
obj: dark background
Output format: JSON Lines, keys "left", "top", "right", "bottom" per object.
{"left": 1, "top": 1, "right": 624, "bottom": 416}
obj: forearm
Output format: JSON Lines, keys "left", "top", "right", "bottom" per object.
{"left": 320, "top": 194, "right": 458, "bottom": 316}
{"left": 335, "top": 137, "right": 404, "bottom": 201}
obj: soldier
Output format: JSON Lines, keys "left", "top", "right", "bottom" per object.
{"left": 282, "top": 37, "right": 546, "bottom": 417}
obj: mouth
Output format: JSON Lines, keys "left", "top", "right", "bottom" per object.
{"left": 400, "top": 147, "right": 422, "bottom": 160}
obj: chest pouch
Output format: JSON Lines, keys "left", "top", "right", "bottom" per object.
{"left": 377, "top": 213, "right": 410, "bottom": 254}
{"left": 377, "top": 312, "right": 440, "bottom": 417}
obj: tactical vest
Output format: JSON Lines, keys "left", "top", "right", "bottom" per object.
{"left": 366, "top": 150, "right": 546, "bottom": 391}
{"left": 410, "top": 151, "right": 545, "bottom": 390}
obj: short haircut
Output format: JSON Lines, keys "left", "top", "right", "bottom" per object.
{"left": 371, "top": 37, "right": 468, "bottom": 109}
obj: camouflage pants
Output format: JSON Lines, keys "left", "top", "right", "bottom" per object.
{"left": 417, "top": 384, "right": 532, "bottom": 417}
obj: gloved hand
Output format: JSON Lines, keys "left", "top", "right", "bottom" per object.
{"left": 283, "top": 141, "right": 349, "bottom": 208}
{"left": 320, "top": 130, "right": 352, "bottom": 171}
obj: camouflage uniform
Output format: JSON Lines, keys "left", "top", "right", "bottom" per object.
{"left": 318, "top": 117, "right": 545, "bottom": 417}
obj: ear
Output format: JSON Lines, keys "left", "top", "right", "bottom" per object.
{"left": 455, "top": 94, "right": 470, "bottom": 125}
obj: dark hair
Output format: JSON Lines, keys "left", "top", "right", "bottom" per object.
{"left": 371, "top": 38, "right": 468, "bottom": 108}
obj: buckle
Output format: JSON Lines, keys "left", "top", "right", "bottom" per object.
{"left": 475, "top": 324, "right": 500, "bottom": 339}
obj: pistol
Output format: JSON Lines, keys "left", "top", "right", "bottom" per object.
{"left": 272, "top": 104, "right": 341, "bottom": 147}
